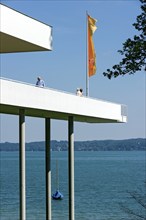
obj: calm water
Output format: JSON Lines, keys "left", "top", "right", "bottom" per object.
{"left": 0, "top": 151, "right": 145, "bottom": 220}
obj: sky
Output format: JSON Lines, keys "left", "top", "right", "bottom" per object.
{"left": 0, "top": 0, "right": 145, "bottom": 143}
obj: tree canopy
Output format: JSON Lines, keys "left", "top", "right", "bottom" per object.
{"left": 103, "top": 0, "right": 146, "bottom": 79}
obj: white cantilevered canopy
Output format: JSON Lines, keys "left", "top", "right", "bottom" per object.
{"left": 0, "top": 78, "right": 127, "bottom": 123}
{"left": 0, "top": 4, "right": 52, "bottom": 53}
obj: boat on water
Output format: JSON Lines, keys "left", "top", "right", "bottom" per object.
{"left": 52, "top": 190, "right": 63, "bottom": 200}
{"left": 52, "top": 160, "right": 63, "bottom": 200}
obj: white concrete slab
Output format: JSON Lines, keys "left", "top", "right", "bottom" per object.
{"left": 0, "top": 4, "right": 52, "bottom": 53}
{"left": 0, "top": 78, "right": 127, "bottom": 123}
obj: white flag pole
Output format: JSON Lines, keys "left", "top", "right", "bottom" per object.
{"left": 86, "top": 11, "right": 89, "bottom": 97}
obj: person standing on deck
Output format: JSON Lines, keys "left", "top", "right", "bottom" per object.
{"left": 76, "top": 88, "right": 83, "bottom": 96}
{"left": 36, "top": 77, "right": 45, "bottom": 87}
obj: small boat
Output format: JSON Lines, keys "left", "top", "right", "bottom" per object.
{"left": 52, "top": 190, "right": 63, "bottom": 200}
{"left": 52, "top": 160, "right": 63, "bottom": 200}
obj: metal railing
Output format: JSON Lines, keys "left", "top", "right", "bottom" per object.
{"left": 121, "top": 105, "right": 127, "bottom": 116}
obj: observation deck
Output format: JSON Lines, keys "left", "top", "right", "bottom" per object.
{"left": 0, "top": 78, "right": 127, "bottom": 123}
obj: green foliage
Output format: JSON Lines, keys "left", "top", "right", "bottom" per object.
{"left": 103, "top": 0, "right": 146, "bottom": 79}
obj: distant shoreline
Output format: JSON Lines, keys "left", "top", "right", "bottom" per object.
{"left": 0, "top": 138, "right": 145, "bottom": 151}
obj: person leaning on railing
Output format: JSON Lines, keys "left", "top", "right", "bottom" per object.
{"left": 76, "top": 88, "right": 83, "bottom": 96}
{"left": 36, "top": 77, "right": 45, "bottom": 88}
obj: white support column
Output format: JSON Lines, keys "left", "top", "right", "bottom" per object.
{"left": 45, "top": 118, "right": 51, "bottom": 220}
{"left": 19, "top": 109, "right": 26, "bottom": 220}
{"left": 68, "top": 116, "right": 75, "bottom": 220}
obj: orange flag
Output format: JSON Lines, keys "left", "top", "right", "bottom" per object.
{"left": 88, "top": 15, "right": 97, "bottom": 77}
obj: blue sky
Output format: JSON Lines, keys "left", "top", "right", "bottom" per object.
{"left": 0, "top": 0, "right": 145, "bottom": 142}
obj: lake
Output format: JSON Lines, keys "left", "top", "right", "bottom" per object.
{"left": 0, "top": 151, "right": 145, "bottom": 220}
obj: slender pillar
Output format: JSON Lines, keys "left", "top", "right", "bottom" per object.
{"left": 19, "top": 109, "right": 26, "bottom": 220}
{"left": 45, "top": 118, "right": 51, "bottom": 220}
{"left": 68, "top": 116, "right": 74, "bottom": 220}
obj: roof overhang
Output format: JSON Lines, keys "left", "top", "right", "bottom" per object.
{"left": 0, "top": 4, "right": 52, "bottom": 53}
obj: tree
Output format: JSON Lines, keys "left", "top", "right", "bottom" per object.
{"left": 103, "top": 0, "right": 146, "bottom": 79}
